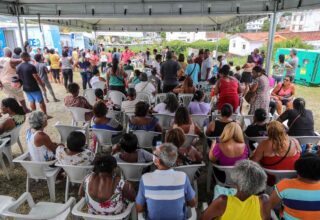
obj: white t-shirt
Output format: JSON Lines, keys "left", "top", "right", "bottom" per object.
{"left": 201, "top": 57, "right": 212, "bottom": 80}
{"left": 121, "top": 99, "right": 138, "bottom": 113}
{"left": 152, "top": 60, "right": 161, "bottom": 74}
{"left": 154, "top": 103, "right": 175, "bottom": 114}
{"left": 135, "top": 81, "right": 156, "bottom": 96}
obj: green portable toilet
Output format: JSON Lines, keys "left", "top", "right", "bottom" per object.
{"left": 275, "top": 48, "right": 320, "bottom": 86}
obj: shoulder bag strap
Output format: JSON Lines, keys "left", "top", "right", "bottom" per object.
{"left": 289, "top": 114, "right": 301, "bottom": 130}
{"left": 262, "top": 140, "right": 292, "bottom": 167}
{"left": 187, "top": 64, "right": 197, "bottom": 77}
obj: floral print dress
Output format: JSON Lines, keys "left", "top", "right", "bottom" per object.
{"left": 83, "top": 174, "right": 129, "bottom": 215}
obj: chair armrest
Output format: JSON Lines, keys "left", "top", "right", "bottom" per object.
{"left": 45, "top": 166, "right": 61, "bottom": 178}
{"left": 271, "top": 209, "right": 279, "bottom": 220}
{"left": 3, "top": 192, "right": 35, "bottom": 213}
{"left": 138, "top": 212, "right": 145, "bottom": 220}
{"left": 0, "top": 138, "right": 10, "bottom": 148}
{"left": 71, "top": 198, "right": 86, "bottom": 217}
{"left": 188, "top": 207, "right": 197, "bottom": 220}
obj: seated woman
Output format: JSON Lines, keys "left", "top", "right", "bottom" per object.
{"left": 27, "top": 111, "right": 58, "bottom": 161}
{"left": 112, "top": 133, "right": 153, "bottom": 163}
{"left": 278, "top": 98, "right": 315, "bottom": 136}
{"left": 90, "top": 67, "right": 106, "bottom": 89}
{"left": 172, "top": 106, "right": 201, "bottom": 136}
{"left": 270, "top": 153, "right": 320, "bottom": 220}
{"left": 153, "top": 92, "right": 179, "bottom": 115}
{"left": 64, "top": 83, "right": 93, "bottom": 120}
{"left": 165, "top": 127, "right": 202, "bottom": 165}
{"left": 245, "top": 108, "right": 268, "bottom": 150}
{"left": 95, "top": 88, "right": 112, "bottom": 107}
{"left": 188, "top": 90, "right": 211, "bottom": 115}
{"left": 0, "top": 98, "right": 26, "bottom": 135}
{"left": 215, "top": 65, "right": 242, "bottom": 112}
{"left": 128, "top": 69, "right": 141, "bottom": 86}
{"left": 56, "top": 131, "right": 94, "bottom": 166}
{"left": 121, "top": 88, "right": 138, "bottom": 114}
{"left": 270, "top": 75, "right": 295, "bottom": 115}
{"left": 129, "top": 101, "right": 162, "bottom": 132}
{"left": 206, "top": 104, "right": 234, "bottom": 137}
{"left": 173, "top": 76, "right": 196, "bottom": 94}
{"left": 92, "top": 101, "right": 122, "bottom": 131}
{"left": 251, "top": 121, "right": 301, "bottom": 171}
{"left": 79, "top": 154, "right": 135, "bottom": 215}
{"left": 209, "top": 122, "right": 248, "bottom": 166}
{"left": 201, "top": 160, "right": 270, "bottom": 220}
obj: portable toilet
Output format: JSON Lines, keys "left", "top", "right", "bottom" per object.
{"left": 275, "top": 48, "right": 320, "bottom": 86}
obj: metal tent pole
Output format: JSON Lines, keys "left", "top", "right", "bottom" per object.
{"left": 265, "top": 1, "right": 279, "bottom": 74}
{"left": 15, "top": 5, "right": 24, "bottom": 48}
{"left": 23, "top": 19, "right": 28, "bottom": 42}
{"left": 38, "top": 14, "right": 46, "bottom": 47}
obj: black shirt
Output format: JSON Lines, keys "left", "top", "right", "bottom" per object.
{"left": 16, "top": 62, "right": 41, "bottom": 92}
{"left": 160, "top": 59, "right": 180, "bottom": 86}
{"left": 245, "top": 123, "right": 268, "bottom": 137}
{"left": 208, "top": 120, "right": 232, "bottom": 137}
{"left": 279, "top": 109, "right": 315, "bottom": 136}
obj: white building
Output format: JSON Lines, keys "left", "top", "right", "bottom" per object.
{"left": 246, "top": 17, "right": 268, "bottom": 32}
{"left": 290, "top": 9, "right": 320, "bottom": 32}
{"left": 165, "top": 32, "right": 206, "bottom": 42}
{"left": 229, "top": 33, "right": 268, "bottom": 56}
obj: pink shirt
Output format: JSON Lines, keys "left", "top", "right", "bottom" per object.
{"left": 212, "top": 143, "right": 249, "bottom": 166}
{"left": 121, "top": 50, "right": 134, "bottom": 64}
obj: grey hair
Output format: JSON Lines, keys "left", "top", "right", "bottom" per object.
{"left": 159, "top": 143, "right": 178, "bottom": 168}
{"left": 3, "top": 47, "right": 12, "bottom": 57}
{"left": 28, "top": 111, "right": 47, "bottom": 130}
{"left": 230, "top": 160, "right": 267, "bottom": 195}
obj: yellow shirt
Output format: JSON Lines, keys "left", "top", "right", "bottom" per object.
{"left": 50, "top": 54, "right": 60, "bottom": 69}
{"left": 72, "top": 51, "right": 78, "bottom": 62}
{"left": 220, "top": 196, "right": 262, "bottom": 220}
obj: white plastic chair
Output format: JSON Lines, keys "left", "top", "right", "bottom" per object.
{"left": 107, "top": 90, "right": 127, "bottom": 106}
{"left": 184, "top": 134, "right": 198, "bottom": 147}
{"left": 91, "top": 128, "right": 122, "bottom": 153}
{"left": 72, "top": 198, "right": 135, "bottom": 220}
{"left": 1, "top": 192, "right": 75, "bottom": 220}
{"left": 0, "top": 125, "right": 24, "bottom": 155}
{"left": 84, "top": 88, "right": 97, "bottom": 106}
{"left": 136, "top": 92, "right": 152, "bottom": 105}
{"left": 212, "top": 112, "right": 242, "bottom": 122}
{"left": 92, "top": 81, "right": 105, "bottom": 90}
{"left": 191, "top": 114, "right": 209, "bottom": 127}
{"left": 55, "top": 162, "right": 93, "bottom": 202}
{"left": 244, "top": 134, "right": 268, "bottom": 149}
{"left": 0, "top": 195, "right": 14, "bottom": 216}
{"left": 138, "top": 207, "right": 196, "bottom": 220}
{"left": 0, "top": 138, "right": 12, "bottom": 180}
{"left": 132, "top": 130, "right": 162, "bottom": 149}
{"left": 207, "top": 163, "right": 234, "bottom": 193}
{"left": 263, "top": 168, "right": 297, "bottom": 184}
{"left": 117, "top": 162, "right": 153, "bottom": 181}
{"left": 153, "top": 113, "right": 174, "bottom": 130}
{"left": 67, "top": 107, "right": 92, "bottom": 126}
{"left": 155, "top": 93, "right": 167, "bottom": 105}
{"left": 174, "top": 163, "right": 205, "bottom": 196}
{"left": 292, "top": 135, "right": 320, "bottom": 145}
{"left": 54, "top": 122, "right": 89, "bottom": 145}
{"left": 178, "top": 94, "right": 194, "bottom": 107}
{"left": 13, "top": 153, "right": 61, "bottom": 202}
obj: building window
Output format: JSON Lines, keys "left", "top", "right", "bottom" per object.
{"left": 299, "top": 25, "right": 303, "bottom": 30}
{"left": 242, "top": 44, "right": 246, "bottom": 50}
{"left": 300, "top": 15, "right": 304, "bottom": 21}
{"left": 233, "top": 41, "right": 236, "bottom": 48}
{"left": 293, "top": 15, "right": 297, "bottom": 21}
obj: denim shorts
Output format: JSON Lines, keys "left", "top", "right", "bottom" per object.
{"left": 25, "top": 90, "right": 44, "bottom": 103}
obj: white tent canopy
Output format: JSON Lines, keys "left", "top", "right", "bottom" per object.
{"left": 1, "top": 0, "right": 320, "bottom": 32}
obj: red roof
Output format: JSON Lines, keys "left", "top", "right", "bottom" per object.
{"left": 234, "top": 31, "right": 320, "bottom": 42}
{"left": 206, "top": 32, "right": 226, "bottom": 39}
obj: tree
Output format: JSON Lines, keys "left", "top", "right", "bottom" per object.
{"left": 262, "top": 19, "right": 281, "bottom": 32}
{"left": 160, "top": 32, "right": 166, "bottom": 41}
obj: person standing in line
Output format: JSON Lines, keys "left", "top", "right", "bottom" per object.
{"left": 49, "top": 49, "right": 61, "bottom": 84}
{"left": 286, "top": 49, "right": 299, "bottom": 80}
{"left": 252, "top": 48, "right": 263, "bottom": 68}
{"left": 160, "top": 51, "right": 180, "bottom": 93}
{"left": 106, "top": 50, "right": 113, "bottom": 64}
{"left": 76, "top": 52, "right": 92, "bottom": 90}
{"left": 0, "top": 47, "right": 30, "bottom": 113}
{"left": 60, "top": 51, "right": 74, "bottom": 90}
{"left": 201, "top": 49, "right": 212, "bottom": 81}
{"left": 99, "top": 48, "right": 107, "bottom": 73}
{"left": 185, "top": 56, "right": 200, "bottom": 86}
{"left": 16, "top": 52, "right": 50, "bottom": 117}
{"left": 34, "top": 54, "right": 59, "bottom": 103}
{"left": 121, "top": 46, "right": 134, "bottom": 65}
{"left": 152, "top": 54, "right": 162, "bottom": 76}
{"left": 272, "top": 54, "right": 293, "bottom": 84}
{"left": 112, "top": 47, "right": 121, "bottom": 62}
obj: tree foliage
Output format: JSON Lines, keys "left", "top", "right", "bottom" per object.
{"left": 262, "top": 19, "right": 281, "bottom": 32}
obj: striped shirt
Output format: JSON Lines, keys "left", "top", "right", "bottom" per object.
{"left": 136, "top": 169, "right": 195, "bottom": 220}
{"left": 275, "top": 178, "right": 320, "bottom": 220}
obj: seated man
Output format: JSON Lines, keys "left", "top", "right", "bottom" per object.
{"left": 136, "top": 143, "right": 197, "bottom": 220}
{"left": 135, "top": 72, "right": 156, "bottom": 103}
{"left": 121, "top": 88, "right": 138, "bottom": 114}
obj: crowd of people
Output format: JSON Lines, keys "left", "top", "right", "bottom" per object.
{"left": 0, "top": 42, "right": 319, "bottom": 220}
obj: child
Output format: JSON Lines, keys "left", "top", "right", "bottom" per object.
{"left": 90, "top": 66, "right": 106, "bottom": 89}
{"left": 34, "top": 54, "right": 59, "bottom": 103}
{"left": 234, "top": 66, "right": 241, "bottom": 81}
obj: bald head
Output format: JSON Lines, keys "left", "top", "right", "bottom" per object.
{"left": 3, "top": 47, "right": 12, "bottom": 58}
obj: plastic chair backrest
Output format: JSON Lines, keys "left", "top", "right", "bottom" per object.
{"left": 155, "top": 93, "right": 167, "bottom": 105}
{"left": 54, "top": 123, "right": 85, "bottom": 144}
{"left": 263, "top": 168, "right": 297, "bottom": 184}
{"left": 178, "top": 94, "right": 194, "bottom": 107}
{"left": 136, "top": 92, "right": 151, "bottom": 104}
{"left": 245, "top": 134, "right": 268, "bottom": 144}
{"left": 84, "top": 89, "right": 96, "bottom": 106}
{"left": 92, "top": 81, "right": 105, "bottom": 90}
{"left": 56, "top": 163, "right": 93, "bottom": 184}
{"left": 212, "top": 113, "right": 241, "bottom": 122}
{"left": 91, "top": 128, "right": 121, "bottom": 146}
{"left": 174, "top": 163, "right": 205, "bottom": 182}
{"left": 13, "top": 153, "right": 57, "bottom": 180}
{"left": 292, "top": 135, "right": 320, "bottom": 145}
{"left": 184, "top": 134, "right": 198, "bottom": 147}
{"left": 153, "top": 113, "right": 174, "bottom": 130}
{"left": 132, "top": 130, "right": 162, "bottom": 149}
{"left": 118, "top": 162, "right": 153, "bottom": 181}
{"left": 191, "top": 114, "right": 208, "bottom": 127}
{"left": 67, "top": 107, "right": 92, "bottom": 123}
{"left": 212, "top": 164, "right": 234, "bottom": 187}
{"left": 107, "top": 91, "right": 126, "bottom": 106}
{"left": 9, "top": 125, "right": 23, "bottom": 145}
